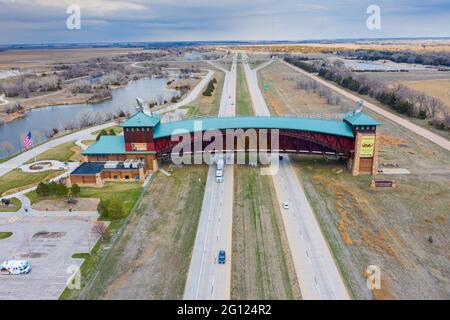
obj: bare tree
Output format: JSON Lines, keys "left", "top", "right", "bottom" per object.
{"left": 91, "top": 221, "right": 110, "bottom": 241}
{"left": 76, "top": 109, "right": 95, "bottom": 128}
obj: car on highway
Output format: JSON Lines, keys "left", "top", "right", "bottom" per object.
{"left": 218, "top": 250, "right": 226, "bottom": 264}
{"left": 282, "top": 202, "right": 289, "bottom": 209}
{"left": 216, "top": 175, "right": 223, "bottom": 183}
{"left": 1, "top": 260, "right": 31, "bottom": 275}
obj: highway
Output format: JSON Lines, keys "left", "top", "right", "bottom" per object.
{"left": 242, "top": 53, "right": 350, "bottom": 300}
{"left": 281, "top": 60, "right": 450, "bottom": 152}
{"left": 184, "top": 55, "right": 237, "bottom": 300}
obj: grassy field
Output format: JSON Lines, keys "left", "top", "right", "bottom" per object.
{"left": 184, "top": 69, "right": 224, "bottom": 118}
{"left": 260, "top": 60, "right": 450, "bottom": 299}
{"left": 0, "top": 232, "right": 13, "bottom": 240}
{"left": 232, "top": 166, "right": 301, "bottom": 300}
{"left": 78, "top": 182, "right": 142, "bottom": 215}
{"left": 0, "top": 169, "right": 64, "bottom": 196}
{"left": 25, "top": 141, "right": 81, "bottom": 163}
{"left": 82, "top": 166, "right": 207, "bottom": 299}
{"left": 236, "top": 63, "right": 254, "bottom": 116}
{"left": 0, "top": 198, "right": 21, "bottom": 212}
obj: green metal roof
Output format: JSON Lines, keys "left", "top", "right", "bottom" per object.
{"left": 84, "top": 116, "right": 360, "bottom": 155}
{"left": 83, "top": 136, "right": 125, "bottom": 155}
{"left": 153, "top": 116, "right": 355, "bottom": 138}
{"left": 344, "top": 112, "right": 380, "bottom": 126}
{"left": 120, "top": 111, "right": 160, "bottom": 127}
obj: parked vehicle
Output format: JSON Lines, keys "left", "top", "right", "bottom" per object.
{"left": 283, "top": 202, "right": 289, "bottom": 209}
{"left": 218, "top": 250, "right": 226, "bottom": 264}
{"left": 1, "top": 260, "right": 31, "bottom": 275}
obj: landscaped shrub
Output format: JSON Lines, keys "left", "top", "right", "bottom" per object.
{"left": 36, "top": 181, "right": 68, "bottom": 198}
{"left": 97, "top": 198, "right": 125, "bottom": 220}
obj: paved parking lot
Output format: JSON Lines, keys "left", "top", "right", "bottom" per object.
{"left": 0, "top": 212, "right": 99, "bottom": 300}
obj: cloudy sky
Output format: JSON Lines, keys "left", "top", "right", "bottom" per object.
{"left": 0, "top": 0, "right": 449, "bottom": 44}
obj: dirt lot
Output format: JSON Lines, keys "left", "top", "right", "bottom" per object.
{"left": 259, "top": 61, "right": 450, "bottom": 299}
{"left": 258, "top": 61, "right": 354, "bottom": 116}
{"left": 232, "top": 166, "right": 301, "bottom": 299}
{"left": 32, "top": 198, "right": 99, "bottom": 212}
{"left": 84, "top": 165, "right": 207, "bottom": 300}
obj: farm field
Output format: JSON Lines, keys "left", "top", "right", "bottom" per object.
{"left": 359, "top": 70, "right": 450, "bottom": 83}
{"left": 228, "top": 40, "right": 450, "bottom": 54}
{"left": 258, "top": 61, "right": 450, "bottom": 299}
{"left": 0, "top": 48, "right": 143, "bottom": 68}
{"left": 402, "top": 78, "right": 450, "bottom": 111}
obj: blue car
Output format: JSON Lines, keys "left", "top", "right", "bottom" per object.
{"left": 218, "top": 250, "right": 226, "bottom": 264}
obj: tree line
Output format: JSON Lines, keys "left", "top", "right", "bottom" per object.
{"left": 203, "top": 78, "right": 218, "bottom": 96}
{"left": 284, "top": 56, "right": 450, "bottom": 131}
{"left": 337, "top": 49, "right": 450, "bottom": 68}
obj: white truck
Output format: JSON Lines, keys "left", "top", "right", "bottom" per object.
{"left": 216, "top": 156, "right": 224, "bottom": 183}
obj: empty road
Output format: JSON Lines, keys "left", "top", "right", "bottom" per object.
{"left": 184, "top": 55, "right": 237, "bottom": 300}
{"left": 242, "top": 53, "right": 350, "bottom": 300}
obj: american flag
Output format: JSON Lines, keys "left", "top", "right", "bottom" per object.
{"left": 23, "top": 131, "right": 33, "bottom": 150}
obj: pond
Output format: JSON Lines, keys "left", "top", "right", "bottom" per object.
{"left": 0, "top": 77, "right": 178, "bottom": 158}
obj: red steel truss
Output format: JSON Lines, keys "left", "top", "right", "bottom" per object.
{"left": 153, "top": 129, "right": 355, "bottom": 158}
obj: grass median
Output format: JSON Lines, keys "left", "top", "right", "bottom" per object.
{"left": 236, "top": 63, "right": 253, "bottom": 116}
{"left": 232, "top": 166, "right": 301, "bottom": 299}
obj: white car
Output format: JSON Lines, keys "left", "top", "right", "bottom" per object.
{"left": 1, "top": 260, "right": 31, "bottom": 275}
{"left": 282, "top": 202, "right": 289, "bottom": 209}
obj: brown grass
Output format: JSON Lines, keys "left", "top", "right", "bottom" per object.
{"left": 402, "top": 79, "right": 450, "bottom": 112}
